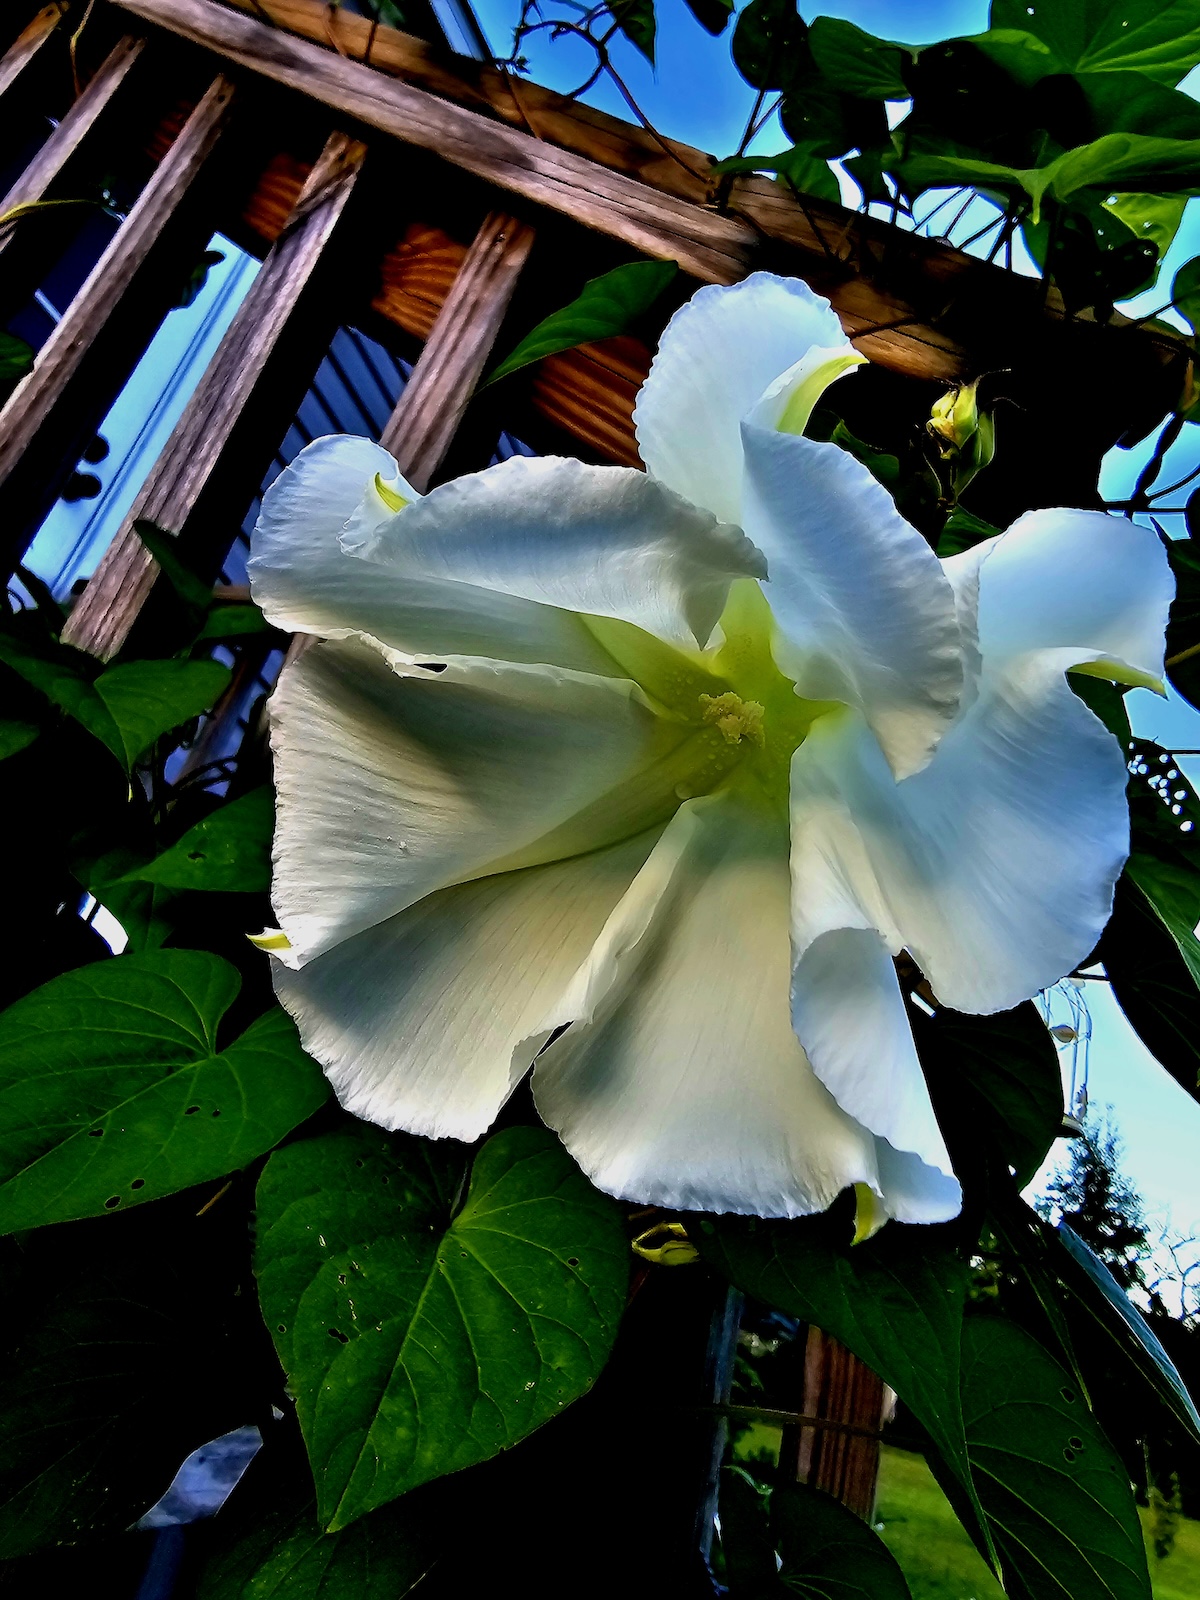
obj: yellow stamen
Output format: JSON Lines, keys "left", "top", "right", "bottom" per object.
{"left": 699, "top": 691, "right": 765, "bottom": 746}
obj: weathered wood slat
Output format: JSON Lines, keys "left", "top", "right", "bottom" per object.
{"left": 0, "top": 34, "right": 146, "bottom": 261}
{"left": 201, "top": 0, "right": 994, "bottom": 380}
{"left": 110, "top": 0, "right": 755, "bottom": 285}
{"left": 0, "top": 4, "right": 67, "bottom": 101}
{"left": 380, "top": 209, "right": 535, "bottom": 489}
{"left": 0, "top": 73, "right": 236, "bottom": 497}
{"left": 62, "top": 130, "right": 368, "bottom": 657}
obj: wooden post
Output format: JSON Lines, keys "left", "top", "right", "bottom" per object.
{"left": 0, "top": 35, "right": 147, "bottom": 265}
{"left": 380, "top": 208, "right": 535, "bottom": 489}
{"left": 0, "top": 73, "right": 236, "bottom": 500}
{"left": 111, "top": 0, "right": 753, "bottom": 285}
{"left": 0, "top": 5, "right": 68, "bottom": 102}
{"left": 61, "top": 130, "right": 368, "bottom": 658}
{"left": 788, "top": 1328, "right": 886, "bottom": 1521}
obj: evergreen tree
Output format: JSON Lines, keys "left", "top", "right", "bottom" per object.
{"left": 1040, "top": 1111, "right": 1149, "bottom": 1290}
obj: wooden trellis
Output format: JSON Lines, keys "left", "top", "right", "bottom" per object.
{"left": 0, "top": 0, "right": 1187, "bottom": 1531}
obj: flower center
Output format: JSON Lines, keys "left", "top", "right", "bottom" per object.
{"left": 581, "top": 579, "right": 835, "bottom": 817}
{"left": 699, "top": 691, "right": 765, "bottom": 746}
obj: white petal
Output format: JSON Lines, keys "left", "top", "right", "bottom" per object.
{"left": 972, "top": 508, "right": 1173, "bottom": 687}
{"left": 362, "top": 453, "right": 765, "bottom": 650}
{"left": 633, "top": 273, "right": 846, "bottom": 524}
{"left": 788, "top": 927, "right": 953, "bottom": 1179}
{"left": 272, "top": 830, "right": 660, "bottom": 1142}
{"left": 741, "top": 424, "right": 963, "bottom": 778}
{"left": 249, "top": 436, "right": 619, "bottom": 674}
{"left": 269, "top": 636, "right": 702, "bottom": 965}
{"left": 790, "top": 652, "right": 1130, "bottom": 1023}
{"left": 533, "top": 791, "right": 960, "bottom": 1222}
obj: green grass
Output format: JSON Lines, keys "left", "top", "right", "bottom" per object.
{"left": 730, "top": 1429, "right": 1200, "bottom": 1598}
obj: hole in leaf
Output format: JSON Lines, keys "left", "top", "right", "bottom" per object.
{"left": 1060, "top": 1386, "right": 1076, "bottom": 1403}
{"left": 567, "top": 1258, "right": 580, "bottom": 1267}
{"left": 1063, "top": 1447, "right": 1076, "bottom": 1462}
{"left": 277, "top": 1323, "right": 286, "bottom": 1333}
{"left": 381, "top": 1175, "right": 389, "bottom": 1185}
{"left": 187, "top": 850, "right": 205, "bottom": 861}
{"left": 185, "top": 1106, "right": 200, "bottom": 1116}
{"left": 130, "top": 1179, "right": 144, "bottom": 1190}
{"left": 211, "top": 1109, "right": 221, "bottom": 1118}
{"left": 354, "top": 1158, "right": 364, "bottom": 1167}
{"left": 104, "top": 1195, "right": 121, "bottom": 1209}
{"left": 337, "top": 1273, "right": 347, "bottom": 1285}
{"left": 1069, "top": 1436, "right": 1084, "bottom": 1449}
{"left": 88, "top": 1128, "right": 103, "bottom": 1138}
{"left": 328, "top": 1327, "right": 349, "bottom": 1344}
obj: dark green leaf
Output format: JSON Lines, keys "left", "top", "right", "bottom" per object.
{"left": 731, "top": 0, "right": 808, "bottom": 92}
{"left": 990, "top": 0, "right": 1200, "bottom": 85}
{"left": 719, "top": 1469, "right": 780, "bottom": 1597}
{"left": 936, "top": 506, "right": 999, "bottom": 557}
{"left": 0, "top": 331, "right": 33, "bottom": 402}
{"left": 486, "top": 260, "right": 677, "bottom": 386}
{"left": 808, "top": 17, "right": 909, "bottom": 99}
{"left": 255, "top": 1122, "right": 628, "bottom": 1530}
{"left": 712, "top": 146, "right": 841, "bottom": 203}
{"left": 1057, "top": 1224, "right": 1200, "bottom": 1447}
{"left": 0, "top": 720, "right": 38, "bottom": 760}
{"left": 1173, "top": 254, "right": 1200, "bottom": 336}
{"left": 915, "top": 1003, "right": 1062, "bottom": 1189}
{"left": 94, "top": 657, "right": 230, "bottom": 768}
{"left": 1103, "top": 194, "right": 1186, "bottom": 288}
{"left": 958, "top": 1316, "right": 1151, "bottom": 1600}
{"left": 194, "top": 602, "right": 273, "bottom": 643}
{"left": 193, "top": 1429, "right": 440, "bottom": 1600}
{"left": 132, "top": 519, "right": 216, "bottom": 617}
{"left": 1103, "top": 873, "right": 1200, "bottom": 1098}
{"left": 0, "top": 631, "right": 229, "bottom": 769}
{"left": 1069, "top": 672, "right": 1132, "bottom": 745}
{"left": 611, "top": 0, "right": 656, "bottom": 64}
{"left": 83, "top": 844, "right": 181, "bottom": 952}
{"left": 0, "top": 951, "right": 329, "bottom": 1231}
{"left": 683, "top": 0, "right": 733, "bottom": 36}
{"left": 1165, "top": 538, "right": 1200, "bottom": 709}
{"left": 719, "top": 1470, "right": 912, "bottom": 1599}
{"left": 0, "top": 1217, "right": 246, "bottom": 1556}
{"left": 772, "top": 1479, "right": 912, "bottom": 1598}
{"left": 125, "top": 786, "right": 274, "bottom": 894}
{"left": 174, "top": 248, "right": 225, "bottom": 312}
{"left": 699, "top": 1213, "right": 977, "bottom": 1527}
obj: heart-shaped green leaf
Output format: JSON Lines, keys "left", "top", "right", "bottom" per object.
{"left": 487, "top": 259, "right": 677, "bottom": 386}
{"left": 719, "top": 1470, "right": 913, "bottom": 1598}
{"left": 808, "top": 16, "right": 910, "bottom": 99}
{"left": 125, "top": 786, "right": 274, "bottom": 893}
{"left": 958, "top": 1317, "right": 1151, "bottom": 1600}
{"left": 255, "top": 1121, "right": 628, "bottom": 1530}
{"left": 990, "top": 0, "right": 1200, "bottom": 84}
{"left": 0, "top": 632, "right": 229, "bottom": 770}
{"left": 0, "top": 950, "right": 328, "bottom": 1231}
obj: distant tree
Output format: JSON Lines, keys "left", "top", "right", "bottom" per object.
{"left": 1038, "top": 1111, "right": 1150, "bottom": 1291}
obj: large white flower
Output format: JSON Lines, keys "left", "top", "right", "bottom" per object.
{"left": 249, "top": 273, "right": 1172, "bottom": 1225}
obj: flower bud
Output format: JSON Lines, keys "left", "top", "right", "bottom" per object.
{"left": 927, "top": 379, "right": 995, "bottom": 501}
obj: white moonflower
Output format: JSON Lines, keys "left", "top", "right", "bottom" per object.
{"left": 249, "top": 273, "right": 1172, "bottom": 1225}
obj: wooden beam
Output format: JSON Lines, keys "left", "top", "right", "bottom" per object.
{"left": 0, "top": 35, "right": 146, "bottom": 261}
{"left": 62, "top": 130, "right": 368, "bottom": 657}
{"left": 110, "top": 0, "right": 755, "bottom": 285}
{"left": 0, "top": 73, "right": 236, "bottom": 498}
{"left": 380, "top": 209, "right": 535, "bottom": 489}
{"left": 0, "top": 4, "right": 68, "bottom": 101}
{"left": 196, "top": 0, "right": 997, "bottom": 380}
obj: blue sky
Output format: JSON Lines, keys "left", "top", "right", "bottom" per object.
{"left": 470, "top": 0, "right": 1200, "bottom": 1252}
